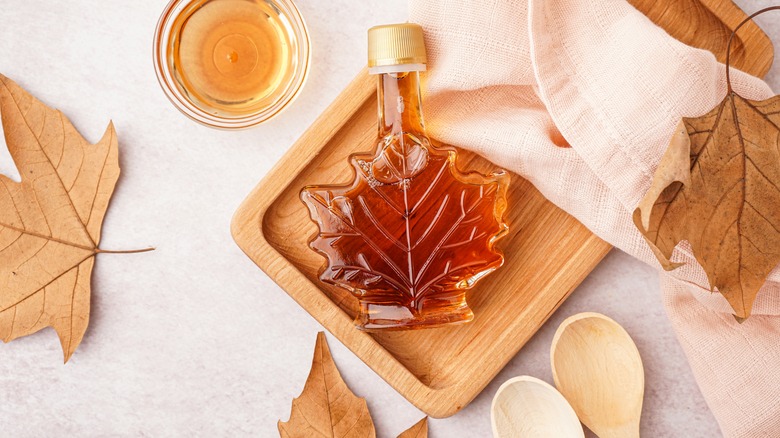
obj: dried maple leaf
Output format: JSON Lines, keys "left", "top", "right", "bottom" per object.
{"left": 279, "top": 332, "right": 429, "bottom": 437}
{"left": 301, "top": 141, "right": 508, "bottom": 320}
{"left": 278, "top": 332, "right": 376, "bottom": 438}
{"left": 398, "top": 417, "right": 428, "bottom": 438}
{"left": 0, "top": 74, "right": 151, "bottom": 362}
{"left": 634, "top": 92, "right": 780, "bottom": 320}
{"left": 634, "top": 7, "right": 780, "bottom": 322}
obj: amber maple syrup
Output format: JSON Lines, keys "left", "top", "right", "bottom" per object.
{"left": 301, "top": 24, "right": 510, "bottom": 330}
{"left": 169, "top": 0, "right": 295, "bottom": 116}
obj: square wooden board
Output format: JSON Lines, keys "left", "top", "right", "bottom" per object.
{"left": 232, "top": 0, "right": 772, "bottom": 417}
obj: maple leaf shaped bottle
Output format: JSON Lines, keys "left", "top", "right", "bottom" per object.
{"left": 301, "top": 23, "right": 509, "bottom": 330}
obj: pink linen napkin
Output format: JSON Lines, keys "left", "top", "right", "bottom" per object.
{"left": 409, "top": 0, "right": 780, "bottom": 435}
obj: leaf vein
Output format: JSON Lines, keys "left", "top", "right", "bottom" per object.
{"left": 410, "top": 159, "right": 449, "bottom": 214}
{"left": 412, "top": 196, "right": 449, "bottom": 250}
{"left": 0, "top": 221, "right": 95, "bottom": 252}
{"left": 413, "top": 190, "right": 488, "bottom": 289}
{"left": 0, "top": 253, "right": 93, "bottom": 313}
{"left": 330, "top": 265, "right": 407, "bottom": 295}
{"left": 310, "top": 194, "right": 410, "bottom": 289}
{"left": 0, "top": 79, "right": 96, "bottom": 248}
{"left": 357, "top": 196, "right": 406, "bottom": 251}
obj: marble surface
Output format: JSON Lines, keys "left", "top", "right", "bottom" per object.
{"left": 0, "top": 0, "right": 776, "bottom": 436}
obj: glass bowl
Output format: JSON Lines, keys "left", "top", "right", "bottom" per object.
{"left": 153, "top": 0, "right": 310, "bottom": 129}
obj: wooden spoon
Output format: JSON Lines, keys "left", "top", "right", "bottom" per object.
{"left": 551, "top": 312, "right": 644, "bottom": 438}
{"left": 491, "top": 375, "right": 585, "bottom": 438}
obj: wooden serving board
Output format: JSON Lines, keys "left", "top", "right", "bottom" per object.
{"left": 232, "top": 0, "right": 773, "bottom": 418}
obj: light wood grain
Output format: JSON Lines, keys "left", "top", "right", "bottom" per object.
{"left": 551, "top": 313, "right": 644, "bottom": 438}
{"left": 628, "top": 0, "right": 774, "bottom": 78}
{"left": 231, "top": 1, "right": 773, "bottom": 418}
{"left": 491, "top": 376, "right": 584, "bottom": 438}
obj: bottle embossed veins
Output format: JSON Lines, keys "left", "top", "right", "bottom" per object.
{"left": 301, "top": 24, "right": 510, "bottom": 330}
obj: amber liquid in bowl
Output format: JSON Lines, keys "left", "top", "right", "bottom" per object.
{"left": 157, "top": 0, "right": 308, "bottom": 126}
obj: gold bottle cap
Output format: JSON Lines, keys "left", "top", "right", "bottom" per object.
{"left": 368, "top": 23, "right": 427, "bottom": 69}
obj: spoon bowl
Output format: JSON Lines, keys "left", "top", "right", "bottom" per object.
{"left": 551, "top": 312, "right": 644, "bottom": 438}
{"left": 491, "top": 375, "right": 584, "bottom": 438}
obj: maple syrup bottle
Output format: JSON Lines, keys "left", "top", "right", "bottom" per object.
{"left": 301, "top": 24, "right": 509, "bottom": 330}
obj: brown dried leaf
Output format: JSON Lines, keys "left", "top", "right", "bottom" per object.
{"left": 278, "top": 332, "right": 376, "bottom": 438}
{"left": 634, "top": 92, "right": 780, "bottom": 320}
{"left": 398, "top": 417, "right": 428, "bottom": 438}
{"left": 0, "top": 74, "right": 148, "bottom": 362}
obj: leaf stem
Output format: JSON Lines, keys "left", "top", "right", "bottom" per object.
{"left": 95, "top": 247, "right": 156, "bottom": 254}
{"left": 726, "top": 6, "right": 780, "bottom": 94}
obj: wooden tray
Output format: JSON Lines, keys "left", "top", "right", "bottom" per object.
{"left": 232, "top": 0, "right": 773, "bottom": 418}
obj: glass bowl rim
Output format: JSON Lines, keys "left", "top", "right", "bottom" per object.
{"left": 153, "top": 0, "right": 311, "bottom": 130}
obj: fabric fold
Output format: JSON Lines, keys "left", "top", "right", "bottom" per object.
{"left": 410, "top": 0, "right": 780, "bottom": 435}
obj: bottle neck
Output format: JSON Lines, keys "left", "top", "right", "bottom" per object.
{"left": 377, "top": 70, "right": 425, "bottom": 137}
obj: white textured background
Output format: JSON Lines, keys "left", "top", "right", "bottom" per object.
{"left": 0, "top": 0, "right": 776, "bottom": 436}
